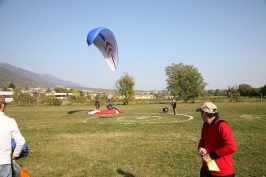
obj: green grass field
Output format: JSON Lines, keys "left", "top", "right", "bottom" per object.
{"left": 6, "top": 102, "right": 266, "bottom": 177}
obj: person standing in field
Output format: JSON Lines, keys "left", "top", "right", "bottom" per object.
{"left": 95, "top": 100, "right": 100, "bottom": 110}
{"left": 196, "top": 102, "right": 237, "bottom": 177}
{"left": 171, "top": 100, "right": 177, "bottom": 115}
{"left": 0, "top": 95, "right": 26, "bottom": 177}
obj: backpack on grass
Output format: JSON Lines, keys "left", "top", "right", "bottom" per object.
{"left": 11, "top": 141, "right": 29, "bottom": 159}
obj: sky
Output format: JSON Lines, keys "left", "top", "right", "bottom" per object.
{"left": 0, "top": 0, "right": 265, "bottom": 91}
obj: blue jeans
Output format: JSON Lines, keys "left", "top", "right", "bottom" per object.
{"left": 0, "top": 164, "right": 12, "bottom": 177}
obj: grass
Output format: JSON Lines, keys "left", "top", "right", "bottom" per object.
{"left": 5, "top": 102, "right": 266, "bottom": 177}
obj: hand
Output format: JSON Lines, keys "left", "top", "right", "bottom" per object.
{"left": 202, "top": 153, "right": 212, "bottom": 163}
{"left": 198, "top": 147, "right": 207, "bottom": 156}
{"left": 12, "top": 155, "right": 16, "bottom": 160}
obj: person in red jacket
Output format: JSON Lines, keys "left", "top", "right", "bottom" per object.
{"left": 196, "top": 102, "right": 237, "bottom": 177}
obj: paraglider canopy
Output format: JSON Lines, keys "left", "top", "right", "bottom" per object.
{"left": 87, "top": 27, "right": 118, "bottom": 71}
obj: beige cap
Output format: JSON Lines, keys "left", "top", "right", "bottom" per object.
{"left": 196, "top": 102, "right": 218, "bottom": 113}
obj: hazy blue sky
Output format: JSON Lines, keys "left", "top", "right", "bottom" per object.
{"left": 1, "top": 0, "right": 265, "bottom": 90}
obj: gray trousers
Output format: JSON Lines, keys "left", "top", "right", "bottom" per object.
{"left": 0, "top": 164, "right": 12, "bottom": 177}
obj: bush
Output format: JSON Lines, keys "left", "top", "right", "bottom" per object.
{"left": 49, "top": 98, "right": 62, "bottom": 106}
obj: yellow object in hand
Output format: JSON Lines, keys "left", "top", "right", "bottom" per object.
{"left": 207, "top": 160, "right": 220, "bottom": 171}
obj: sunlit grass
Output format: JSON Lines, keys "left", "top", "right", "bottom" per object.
{"left": 6, "top": 102, "right": 266, "bottom": 177}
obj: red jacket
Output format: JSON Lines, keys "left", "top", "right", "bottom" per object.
{"left": 198, "top": 117, "right": 237, "bottom": 176}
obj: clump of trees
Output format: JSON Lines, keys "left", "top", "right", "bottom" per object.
{"left": 2, "top": 82, "right": 125, "bottom": 106}
{"left": 164, "top": 63, "right": 265, "bottom": 103}
{"left": 165, "top": 63, "right": 207, "bottom": 102}
{"left": 227, "top": 84, "right": 265, "bottom": 102}
{"left": 12, "top": 86, "right": 63, "bottom": 106}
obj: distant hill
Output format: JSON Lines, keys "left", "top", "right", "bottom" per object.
{"left": 0, "top": 62, "right": 84, "bottom": 88}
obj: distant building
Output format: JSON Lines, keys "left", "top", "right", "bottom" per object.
{"left": 0, "top": 91, "right": 13, "bottom": 103}
{"left": 47, "top": 92, "right": 67, "bottom": 99}
{"left": 46, "top": 92, "right": 74, "bottom": 99}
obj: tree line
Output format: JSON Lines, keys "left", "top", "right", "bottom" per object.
{"left": 1, "top": 63, "right": 265, "bottom": 105}
{"left": 165, "top": 63, "right": 265, "bottom": 102}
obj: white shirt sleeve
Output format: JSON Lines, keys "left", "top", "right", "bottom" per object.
{"left": 10, "top": 118, "right": 25, "bottom": 157}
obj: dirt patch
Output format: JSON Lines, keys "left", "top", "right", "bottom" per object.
{"left": 240, "top": 114, "right": 260, "bottom": 120}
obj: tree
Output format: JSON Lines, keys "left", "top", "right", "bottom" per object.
{"left": 227, "top": 85, "right": 240, "bottom": 102}
{"left": 238, "top": 84, "right": 253, "bottom": 97}
{"left": 165, "top": 63, "right": 207, "bottom": 102}
{"left": 252, "top": 87, "right": 261, "bottom": 97}
{"left": 20, "top": 92, "right": 35, "bottom": 105}
{"left": 54, "top": 87, "right": 68, "bottom": 93}
{"left": 260, "top": 84, "right": 266, "bottom": 96}
{"left": 214, "top": 89, "right": 220, "bottom": 96}
{"left": 69, "top": 89, "right": 81, "bottom": 103}
{"left": 115, "top": 72, "right": 135, "bottom": 105}
{"left": 8, "top": 83, "right": 15, "bottom": 89}
{"left": 69, "top": 89, "right": 86, "bottom": 104}
{"left": 2, "top": 87, "right": 8, "bottom": 91}
{"left": 12, "top": 86, "right": 23, "bottom": 105}
{"left": 208, "top": 89, "right": 215, "bottom": 96}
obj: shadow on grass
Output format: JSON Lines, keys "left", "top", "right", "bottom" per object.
{"left": 98, "top": 115, "right": 117, "bottom": 118}
{"left": 67, "top": 110, "right": 90, "bottom": 114}
{"left": 116, "top": 169, "right": 135, "bottom": 177}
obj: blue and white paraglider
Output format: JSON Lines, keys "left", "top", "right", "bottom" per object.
{"left": 87, "top": 27, "right": 118, "bottom": 71}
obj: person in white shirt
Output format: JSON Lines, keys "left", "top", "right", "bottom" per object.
{"left": 0, "top": 95, "right": 25, "bottom": 177}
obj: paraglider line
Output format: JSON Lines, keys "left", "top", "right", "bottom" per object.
{"left": 111, "top": 54, "right": 117, "bottom": 69}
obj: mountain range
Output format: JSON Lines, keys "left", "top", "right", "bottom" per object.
{"left": 0, "top": 62, "right": 84, "bottom": 89}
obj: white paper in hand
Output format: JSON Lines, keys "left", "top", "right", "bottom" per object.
{"left": 207, "top": 160, "right": 220, "bottom": 171}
